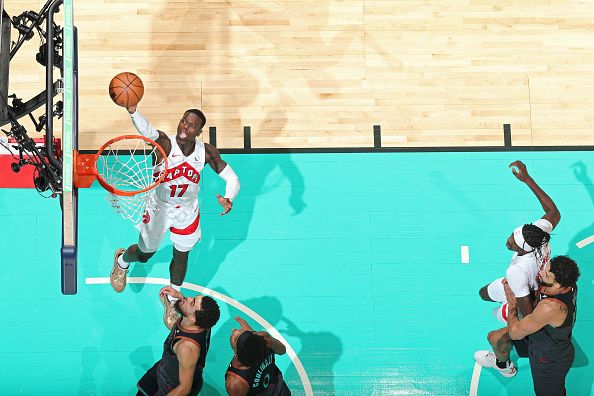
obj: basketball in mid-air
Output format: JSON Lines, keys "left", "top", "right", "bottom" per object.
{"left": 108, "top": 72, "right": 144, "bottom": 108}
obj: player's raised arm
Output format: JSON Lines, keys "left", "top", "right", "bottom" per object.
{"left": 256, "top": 331, "right": 287, "bottom": 355}
{"left": 509, "top": 160, "right": 560, "bottom": 229}
{"left": 126, "top": 104, "right": 169, "bottom": 149}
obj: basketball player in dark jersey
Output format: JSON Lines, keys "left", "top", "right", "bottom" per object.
{"left": 225, "top": 316, "right": 291, "bottom": 396}
{"left": 475, "top": 255, "right": 580, "bottom": 395}
{"left": 137, "top": 286, "right": 220, "bottom": 396}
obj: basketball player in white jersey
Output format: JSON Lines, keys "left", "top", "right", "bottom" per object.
{"left": 110, "top": 105, "right": 240, "bottom": 329}
{"left": 479, "top": 161, "right": 560, "bottom": 322}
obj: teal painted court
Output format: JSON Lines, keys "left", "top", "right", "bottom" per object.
{"left": 1, "top": 151, "right": 592, "bottom": 395}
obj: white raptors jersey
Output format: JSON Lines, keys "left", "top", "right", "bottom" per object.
{"left": 153, "top": 136, "right": 205, "bottom": 211}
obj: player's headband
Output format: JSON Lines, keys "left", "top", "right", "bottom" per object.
{"left": 513, "top": 225, "right": 535, "bottom": 253}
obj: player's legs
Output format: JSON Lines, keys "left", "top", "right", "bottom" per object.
{"left": 474, "top": 327, "right": 517, "bottom": 378}
{"left": 483, "top": 278, "right": 515, "bottom": 324}
{"left": 529, "top": 356, "right": 571, "bottom": 396}
{"left": 485, "top": 277, "right": 507, "bottom": 303}
{"left": 169, "top": 211, "right": 202, "bottom": 286}
{"left": 124, "top": 243, "right": 157, "bottom": 263}
{"left": 135, "top": 206, "right": 171, "bottom": 258}
{"left": 512, "top": 337, "right": 529, "bottom": 358}
{"left": 170, "top": 247, "right": 190, "bottom": 286}
{"left": 111, "top": 205, "right": 170, "bottom": 292}
{"left": 487, "top": 327, "right": 513, "bottom": 362}
{"left": 479, "top": 283, "right": 496, "bottom": 301}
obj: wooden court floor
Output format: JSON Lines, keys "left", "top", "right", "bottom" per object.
{"left": 5, "top": 0, "right": 594, "bottom": 150}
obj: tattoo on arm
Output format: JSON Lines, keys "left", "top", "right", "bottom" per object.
{"left": 560, "top": 304, "right": 568, "bottom": 314}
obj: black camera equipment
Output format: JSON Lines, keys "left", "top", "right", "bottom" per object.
{"left": 1, "top": 0, "right": 64, "bottom": 194}
{"left": 1, "top": 113, "right": 62, "bottom": 194}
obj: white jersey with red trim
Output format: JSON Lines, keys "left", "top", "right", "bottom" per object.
{"left": 153, "top": 136, "right": 205, "bottom": 213}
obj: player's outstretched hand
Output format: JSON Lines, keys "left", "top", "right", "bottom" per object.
{"left": 502, "top": 278, "right": 517, "bottom": 309}
{"left": 127, "top": 105, "right": 137, "bottom": 114}
{"left": 233, "top": 316, "right": 253, "bottom": 331}
{"left": 509, "top": 160, "right": 531, "bottom": 183}
{"left": 160, "top": 286, "right": 183, "bottom": 300}
{"left": 216, "top": 194, "right": 233, "bottom": 215}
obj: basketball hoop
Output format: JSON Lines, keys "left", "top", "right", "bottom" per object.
{"left": 74, "top": 135, "right": 168, "bottom": 223}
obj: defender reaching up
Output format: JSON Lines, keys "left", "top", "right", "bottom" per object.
{"left": 225, "top": 316, "right": 291, "bottom": 396}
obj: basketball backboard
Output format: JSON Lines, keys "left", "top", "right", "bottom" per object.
{"left": 60, "top": 0, "right": 78, "bottom": 295}
{"left": 0, "top": 0, "right": 79, "bottom": 294}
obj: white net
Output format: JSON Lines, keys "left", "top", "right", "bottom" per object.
{"left": 96, "top": 137, "right": 166, "bottom": 224}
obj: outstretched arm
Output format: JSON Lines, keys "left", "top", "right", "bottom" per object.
{"left": 233, "top": 316, "right": 286, "bottom": 355}
{"left": 205, "top": 143, "right": 240, "bottom": 215}
{"left": 509, "top": 161, "right": 560, "bottom": 229}
{"left": 126, "top": 105, "right": 170, "bottom": 155}
{"left": 256, "top": 331, "right": 287, "bottom": 355}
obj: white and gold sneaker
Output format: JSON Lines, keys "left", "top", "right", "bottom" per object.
{"left": 110, "top": 248, "right": 127, "bottom": 293}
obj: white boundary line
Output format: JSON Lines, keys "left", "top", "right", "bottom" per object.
{"left": 469, "top": 362, "right": 481, "bottom": 396}
{"left": 461, "top": 245, "right": 470, "bottom": 264}
{"left": 576, "top": 234, "right": 594, "bottom": 249}
{"left": 86, "top": 277, "right": 313, "bottom": 396}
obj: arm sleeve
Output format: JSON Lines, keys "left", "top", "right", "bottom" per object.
{"left": 130, "top": 110, "right": 159, "bottom": 141}
{"left": 218, "top": 164, "right": 240, "bottom": 202}
{"left": 505, "top": 266, "right": 531, "bottom": 298}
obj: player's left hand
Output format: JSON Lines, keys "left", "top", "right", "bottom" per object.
{"left": 216, "top": 194, "right": 233, "bottom": 215}
{"left": 502, "top": 278, "right": 517, "bottom": 309}
{"left": 160, "top": 286, "right": 183, "bottom": 300}
{"left": 233, "top": 316, "right": 254, "bottom": 331}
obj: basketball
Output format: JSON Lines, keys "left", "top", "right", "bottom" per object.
{"left": 108, "top": 72, "right": 144, "bottom": 108}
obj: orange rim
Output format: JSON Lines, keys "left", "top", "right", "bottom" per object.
{"left": 77, "top": 135, "right": 169, "bottom": 196}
